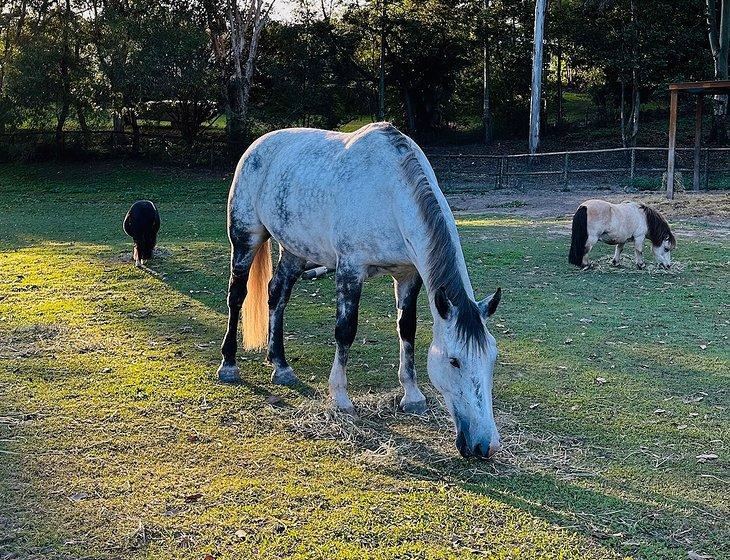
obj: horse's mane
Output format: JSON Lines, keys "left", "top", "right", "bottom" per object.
{"left": 379, "top": 123, "right": 487, "bottom": 350}
{"left": 640, "top": 204, "right": 676, "bottom": 248}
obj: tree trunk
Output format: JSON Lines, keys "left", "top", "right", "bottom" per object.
{"left": 529, "top": 0, "right": 547, "bottom": 154}
{"left": 76, "top": 101, "right": 89, "bottom": 134}
{"left": 555, "top": 0, "right": 563, "bottom": 129}
{"left": 55, "top": 101, "right": 69, "bottom": 158}
{"left": 129, "top": 109, "right": 140, "bottom": 156}
{"left": 628, "top": 73, "right": 640, "bottom": 147}
{"left": 482, "top": 0, "right": 492, "bottom": 143}
{"left": 378, "top": 0, "right": 386, "bottom": 121}
{"left": 626, "top": 0, "right": 640, "bottom": 148}
{"left": 56, "top": 0, "right": 72, "bottom": 158}
{"left": 226, "top": 0, "right": 271, "bottom": 151}
{"left": 620, "top": 78, "right": 626, "bottom": 148}
{"left": 404, "top": 89, "right": 416, "bottom": 133}
{"left": 706, "top": 0, "right": 729, "bottom": 143}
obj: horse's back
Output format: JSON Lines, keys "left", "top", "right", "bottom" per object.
{"left": 229, "top": 123, "right": 419, "bottom": 268}
{"left": 580, "top": 199, "right": 643, "bottom": 242}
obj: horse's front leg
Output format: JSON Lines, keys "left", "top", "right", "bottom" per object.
{"left": 633, "top": 236, "right": 646, "bottom": 269}
{"left": 394, "top": 272, "right": 426, "bottom": 414}
{"left": 329, "top": 264, "right": 364, "bottom": 414}
{"left": 612, "top": 243, "right": 625, "bottom": 266}
{"left": 267, "top": 249, "right": 306, "bottom": 385}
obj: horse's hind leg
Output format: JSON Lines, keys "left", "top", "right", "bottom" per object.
{"left": 329, "top": 263, "right": 365, "bottom": 414}
{"left": 582, "top": 234, "right": 598, "bottom": 268}
{"left": 217, "top": 230, "right": 268, "bottom": 382}
{"left": 612, "top": 243, "right": 625, "bottom": 266}
{"left": 394, "top": 272, "right": 426, "bottom": 414}
{"left": 267, "top": 249, "right": 306, "bottom": 385}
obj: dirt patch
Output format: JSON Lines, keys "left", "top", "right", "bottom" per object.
{"left": 448, "top": 189, "right": 730, "bottom": 222}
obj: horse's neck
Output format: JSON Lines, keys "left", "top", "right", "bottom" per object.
{"left": 400, "top": 190, "right": 475, "bottom": 304}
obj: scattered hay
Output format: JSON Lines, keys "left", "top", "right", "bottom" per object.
{"left": 110, "top": 246, "right": 172, "bottom": 264}
{"left": 280, "top": 389, "right": 599, "bottom": 481}
{"left": 585, "top": 256, "right": 686, "bottom": 275}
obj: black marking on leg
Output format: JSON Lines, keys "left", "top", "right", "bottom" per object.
{"left": 395, "top": 273, "right": 422, "bottom": 383}
{"left": 220, "top": 238, "right": 253, "bottom": 367}
{"left": 334, "top": 267, "right": 364, "bottom": 367}
{"left": 267, "top": 250, "right": 306, "bottom": 369}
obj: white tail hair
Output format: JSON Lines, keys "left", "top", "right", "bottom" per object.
{"left": 242, "top": 239, "right": 272, "bottom": 349}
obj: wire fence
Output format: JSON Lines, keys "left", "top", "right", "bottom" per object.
{"left": 1, "top": 129, "right": 728, "bottom": 193}
{"left": 428, "top": 147, "right": 730, "bottom": 193}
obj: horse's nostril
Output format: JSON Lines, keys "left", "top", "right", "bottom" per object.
{"left": 473, "top": 443, "right": 484, "bottom": 457}
{"left": 455, "top": 431, "right": 470, "bottom": 458}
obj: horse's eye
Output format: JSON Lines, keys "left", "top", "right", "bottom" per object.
{"left": 449, "top": 358, "right": 460, "bottom": 369}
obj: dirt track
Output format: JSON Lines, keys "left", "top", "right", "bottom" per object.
{"left": 447, "top": 188, "right": 730, "bottom": 222}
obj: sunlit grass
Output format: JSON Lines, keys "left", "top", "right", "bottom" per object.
{"left": 1, "top": 163, "right": 727, "bottom": 559}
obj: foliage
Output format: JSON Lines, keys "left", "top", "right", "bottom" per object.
{"left": 0, "top": 0, "right": 724, "bottom": 146}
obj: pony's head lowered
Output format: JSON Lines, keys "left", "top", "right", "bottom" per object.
{"left": 641, "top": 204, "right": 675, "bottom": 268}
{"left": 428, "top": 285, "right": 502, "bottom": 459}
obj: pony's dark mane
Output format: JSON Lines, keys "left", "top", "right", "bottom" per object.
{"left": 379, "top": 123, "right": 487, "bottom": 350}
{"left": 640, "top": 204, "right": 675, "bottom": 248}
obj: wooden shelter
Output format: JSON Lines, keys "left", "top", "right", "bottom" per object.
{"left": 666, "top": 80, "right": 730, "bottom": 199}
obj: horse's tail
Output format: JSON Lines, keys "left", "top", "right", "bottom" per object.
{"left": 569, "top": 205, "right": 588, "bottom": 266}
{"left": 242, "top": 239, "right": 272, "bottom": 350}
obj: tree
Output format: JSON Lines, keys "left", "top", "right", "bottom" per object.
{"left": 131, "top": 10, "right": 217, "bottom": 144}
{"left": 5, "top": 0, "right": 94, "bottom": 153}
{"left": 204, "top": 0, "right": 274, "bottom": 148}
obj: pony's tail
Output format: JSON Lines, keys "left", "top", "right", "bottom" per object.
{"left": 242, "top": 239, "right": 272, "bottom": 350}
{"left": 569, "top": 205, "right": 588, "bottom": 267}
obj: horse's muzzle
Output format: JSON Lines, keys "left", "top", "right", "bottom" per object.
{"left": 456, "top": 430, "right": 500, "bottom": 460}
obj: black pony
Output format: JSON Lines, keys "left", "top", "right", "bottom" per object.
{"left": 123, "top": 200, "right": 160, "bottom": 267}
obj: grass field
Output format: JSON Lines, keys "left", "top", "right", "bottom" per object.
{"left": 1, "top": 163, "right": 728, "bottom": 560}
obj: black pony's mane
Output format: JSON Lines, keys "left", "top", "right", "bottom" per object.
{"left": 640, "top": 204, "right": 675, "bottom": 248}
{"left": 378, "top": 123, "right": 486, "bottom": 351}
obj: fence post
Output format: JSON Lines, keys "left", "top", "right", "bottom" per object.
{"left": 503, "top": 157, "right": 509, "bottom": 189}
{"left": 629, "top": 147, "right": 636, "bottom": 185}
{"left": 563, "top": 152, "right": 569, "bottom": 188}
{"left": 704, "top": 147, "right": 710, "bottom": 190}
{"left": 497, "top": 157, "right": 504, "bottom": 189}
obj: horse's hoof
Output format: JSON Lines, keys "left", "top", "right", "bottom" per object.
{"left": 636, "top": 263, "right": 646, "bottom": 270}
{"left": 339, "top": 405, "right": 358, "bottom": 417}
{"left": 271, "top": 366, "right": 300, "bottom": 386}
{"left": 217, "top": 363, "right": 241, "bottom": 383}
{"left": 611, "top": 260, "right": 620, "bottom": 267}
{"left": 400, "top": 399, "right": 428, "bottom": 415}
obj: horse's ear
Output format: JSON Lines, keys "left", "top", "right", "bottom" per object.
{"left": 478, "top": 287, "right": 501, "bottom": 319}
{"left": 434, "top": 286, "right": 454, "bottom": 320}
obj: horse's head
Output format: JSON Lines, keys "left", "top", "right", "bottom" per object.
{"left": 428, "top": 286, "right": 501, "bottom": 459}
{"left": 651, "top": 235, "right": 675, "bottom": 269}
{"left": 133, "top": 234, "right": 156, "bottom": 266}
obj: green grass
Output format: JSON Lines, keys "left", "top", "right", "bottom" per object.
{"left": 0, "top": 162, "right": 728, "bottom": 559}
